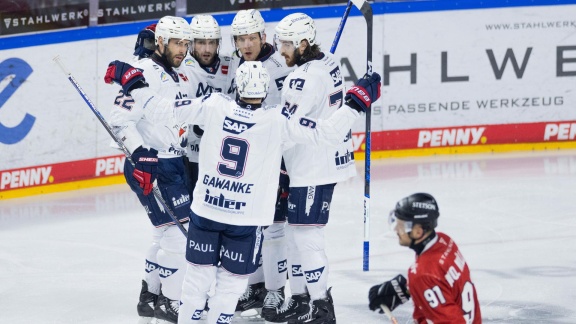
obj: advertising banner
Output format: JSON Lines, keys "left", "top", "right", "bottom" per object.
{"left": 97, "top": 0, "right": 177, "bottom": 24}
{"left": 186, "top": 0, "right": 347, "bottom": 15}
{"left": 0, "top": 3, "right": 89, "bottom": 36}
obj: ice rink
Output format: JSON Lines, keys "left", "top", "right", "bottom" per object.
{"left": 1, "top": 150, "right": 575, "bottom": 323}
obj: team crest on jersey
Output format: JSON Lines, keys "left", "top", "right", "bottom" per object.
{"left": 160, "top": 72, "right": 169, "bottom": 82}
{"left": 223, "top": 116, "right": 255, "bottom": 134}
{"left": 330, "top": 66, "right": 343, "bottom": 87}
{"left": 289, "top": 78, "right": 305, "bottom": 91}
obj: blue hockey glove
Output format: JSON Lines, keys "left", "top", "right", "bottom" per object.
{"left": 368, "top": 274, "right": 410, "bottom": 313}
{"left": 345, "top": 73, "right": 381, "bottom": 113}
{"left": 131, "top": 146, "right": 158, "bottom": 196}
{"left": 105, "top": 60, "right": 148, "bottom": 94}
{"left": 134, "top": 23, "right": 156, "bottom": 59}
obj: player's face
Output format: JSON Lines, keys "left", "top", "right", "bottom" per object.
{"left": 277, "top": 39, "right": 298, "bottom": 67}
{"left": 192, "top": 39, "right": 219, "bottom": 65}
{"left": 390, "top": 214, "right": 414, "bottom": 247}
{"left": 163, "top": 38, "right": 191, "bottom": 68}
{"left": 235, "top": 33, "right": 265, "bottom": 61}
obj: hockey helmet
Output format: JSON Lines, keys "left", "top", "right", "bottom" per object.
{"left": 190, "top": 15, "right": 221, "bottom": 40}
{"left": 231, "top": 9, "right": 265, "bottom": 37}
{"left": 274, "top": 13, "right": 316, "bottom": 48}
{"left": 155, "top": 16, "right": 192, "bottom": 46}
{"left": 390, "top": 193, "right": 440, "bottom": 233}
{"left": 235, "top": 61, "right": 270, "bottom": 99}
{"left": 133, "top": 23, "right": 156, "bottom": 59}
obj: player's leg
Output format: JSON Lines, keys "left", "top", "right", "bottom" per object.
{"left": 137, "top": 227, "right": 163, "bottom": 323}
{"left": 178, "top": 213, "right": 220, "bottom": 323}
{"left": 209, "top": 224, "right": 263, "bottom": 323}
{"left": 288, "top": 184, "right": 336, "bottom": 323}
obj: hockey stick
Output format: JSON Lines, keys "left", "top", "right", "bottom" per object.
{"left": 349, "top": 0, "right": 373, "bottom": 272}
{"left": 330, "top": 1, "right": 353, "bottom": 54}
{"left": 52, "top": 55, "right": 188, "bottom": 237}
{"left": 380, "top": 304, "right": 399, "bottom": 324}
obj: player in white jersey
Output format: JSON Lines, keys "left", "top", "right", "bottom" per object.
{"left": 264, "top": 13, "right": 363, "bottom": 324}
{"left": 181, "top": 15, "right": 231, "bottom": 200}
{"left": 104, "top": 58, "right": 381, "bottom": 324}
{"left": 226, "top": 9, "right": 296, "bottom": 317}
{"left": 108, "top": 16, "right": 193, "bottom": 324}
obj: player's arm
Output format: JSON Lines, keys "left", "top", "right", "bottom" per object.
{"left": 284, "top": 73, "right": 381, "bottom": 146}
{"left": 109, "top": 89, "right": 145, "bottom": 154}
{"left": 104, "top": 60, "right": 207, "bottom": 126}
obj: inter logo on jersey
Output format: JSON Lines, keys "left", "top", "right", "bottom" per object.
{"left": 204, "top": 189, "right": 247, "bottom": 210}
{"left": 223, "top": 116, "right": 255, "bottom": 134}
{"left": 330, "top": 67, "right": 343, "bottom": 87}
{"left": 289, "top": 78, "right": 305, "bottom": 91}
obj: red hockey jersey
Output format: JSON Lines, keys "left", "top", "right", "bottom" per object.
{"left": 408, "top": 232, "right": 481, "bottom": 323}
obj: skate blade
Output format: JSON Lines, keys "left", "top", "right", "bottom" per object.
{"left": 137, "top": 316, "right": 157, "bottom": 324}
{"left": 234, "top": 309, "right": 265, "bottom": 322}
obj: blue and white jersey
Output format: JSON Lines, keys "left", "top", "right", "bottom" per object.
{"left": 129, "top": 88, "right": 360, "bottom": 226}
{"left": 281, "top": 52, "right": 357, "bottom": 187}
{"left": 182, "top": 54, "right": 231, "bottom": 162}
{"left": 109, "top": 57, "right": 193, "bottom": 158}
{"left": 226, "top": 44, "right": 294, "bottom": 106}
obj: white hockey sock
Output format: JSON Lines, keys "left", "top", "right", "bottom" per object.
{"left": 263, "top": 222, "right": 287, "bottom": 291}
{"left": 144, "top": 227, "right": 163, "bottom": 295}
{"left": 292, "top": 226, "right": 329, "bottom": 300}
{"left": 178, "top": 263, "right": 217, "bottom": 323}
{"left": 286, "top": 225, "right": 307, "bottom": 295}
{"left": 207, "top": 267, "right": 249, "bottom": 323}
{"left": 157, "top": 224, "right": 187, "bottom": 301}
{"left": 247, "top": 261, "right": 264, "bottom": 285}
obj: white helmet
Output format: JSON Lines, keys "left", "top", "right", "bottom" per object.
{"left": 274, "top": 13, "right": 316, "bottom": 47}
{"left": 155, "top": 16, "right": 192, "bottom": 45}
{"left": 190, "top": 15, "right": 221, "bottom": 40}
{"left": 235, "top": 61, "right": 270, "bottom": 99}
{"left": 231, "top": 9, "right": 265, "bottom": 37}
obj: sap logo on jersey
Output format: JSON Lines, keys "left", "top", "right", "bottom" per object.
{"left": 305, "top": 266, "right": 325, "bottom": 283}
{"left": 289, "top": 78, "right": 305, "bottom": 91}
{"left": 216, "top": 313, "right": 234, "bottom": 324}
{"left": 158, "top": 265, "right": 178, "bottom": 278}
{"left": 292, "top": 265, "right": 303, "bottom": 277}
{"left": 223, "top": 117, "right": 255, "bottom": 134}
{"left": 145, "top": 260, "right": 159, "bottom": 273}
{"left": 330, "top": 66, "right": 343, "bottom": 87}
{"left": 278, "top": 260, "right": 288, "bottom": 273}
{"left": 192, "top": 309, "right": 204, "bottom": 320}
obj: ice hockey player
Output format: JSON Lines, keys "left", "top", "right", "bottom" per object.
{"left": 181, "top": 14, "right": 230, "bottom": 200}
{"left": 226, "top": 9, "right": 295, "bottom": 318}
{"left": 108, "top": 16, "right": 193, "bottom": 324}
{"left": 103, "top": 58, "right": 381, "bottom": 324}
{"left": 368, "top": 193, "right": 482, "bottom": 323}
{"left": 262, "top": 13, "right": 363, "bottom": 324}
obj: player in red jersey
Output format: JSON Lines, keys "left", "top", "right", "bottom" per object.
{"left": 368, "top": 193, "right": 482, "bottom": 323}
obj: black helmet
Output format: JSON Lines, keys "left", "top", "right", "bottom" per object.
{"left": 393, "top": 193, "right": 439, "bottom": 230}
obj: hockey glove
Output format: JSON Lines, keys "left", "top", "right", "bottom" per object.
{"left": 104, "top": 60, "right": 148, "bottom": 94}
{"left": 368, "top": 274, "right": 410, "bottom": 313}
{"left": 345, "top": 72, "right": 382, "bottom": 113}
{"left": 131, "top": 146, "right": 159, "bottom": 196}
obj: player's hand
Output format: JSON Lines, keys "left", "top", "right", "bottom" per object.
{"left": 104, "top": 60, "right": 148, "bottom": 94}
{"left": 131, "top": 146, "right": 158, "bottom": 196}
{"left": 368, "top": 274, "right": 410, "bottom": 312}
{"left": 345, "top": 73, "right": 381, "bottom": 113}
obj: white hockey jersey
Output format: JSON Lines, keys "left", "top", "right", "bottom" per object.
{"left": 129, "top": 88, "right": 360, "bottom": 226}
{"left": 181, "top": 54, "right": 231, "bottom": 162}
{"left": 226, "top": 44, "right": 294, "bottom": 106}
{"left": 281, "top": 52, "right": 357, "bottom": 187}
{"left": 109, "top": 57, "right": 193, "bottom": 158}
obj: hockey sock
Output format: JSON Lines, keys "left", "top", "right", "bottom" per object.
{"left": 157, "top": 224, "right": 187, "bottom": 301}
{"left": 292, "top": 226, "right": 329, "bottom": 301}
{"left": 208, "top": 267, "right": 249, "bottom": 323}
{"left": 179, "top": 263, "right": 217, "bottom": 322}
{"left": 286, "top": 225, "right": 307, "bottom": 295}
{"left": 263, "top": 222, "right": 288, "bottom": 291}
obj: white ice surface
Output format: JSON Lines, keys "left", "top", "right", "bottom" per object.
{"left": 1, "top": 150, "right": 575, "bottom": 323}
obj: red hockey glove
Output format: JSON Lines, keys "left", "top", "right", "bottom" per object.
{"left": 131, "top": 146, "right": 158, "bottom": 196}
